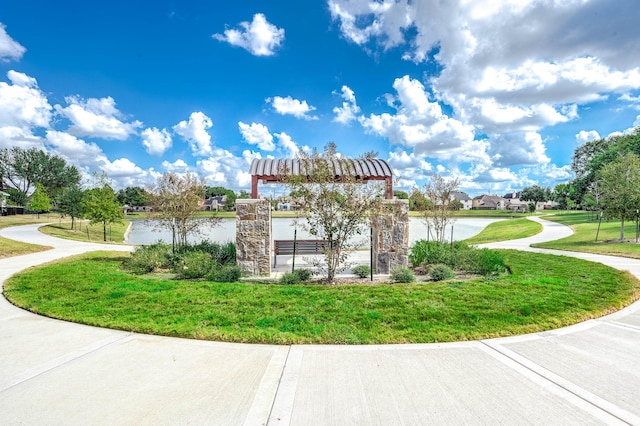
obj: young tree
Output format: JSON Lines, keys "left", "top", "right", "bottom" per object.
{"left": 147, "top": 172, "right": 220, "bottom": 246}
{"left": 29, "top": 183, "right": 51, "bottom": 218}
{"left": 415, "top": 174, "right": 460, "bottom": 243}
{"left": 281, "top": 143, "right": 384, "bottom": 283}
{"left": 57, "top": 185, "right": 84, "bottom": 229}
{"left": 598, "top": 152, "right": 640, "bottom": 241}
{"left": 82, "top": 174, "right": 124, "bottom": 242}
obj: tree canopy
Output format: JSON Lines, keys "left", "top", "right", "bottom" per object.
{"left": 598, "top": 152, "right": 640, "bottom": 240}
{"left": 147, "top": 172, "right": 220, "bottom": 246}
{"left": 0, "top": 147, "right": 80, "bottom": 205}
{"left": 82, "top": 173, "right": 124, "bottom": 242}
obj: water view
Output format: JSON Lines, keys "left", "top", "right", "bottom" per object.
{"left": 126, "top": 217, "right": 503, "bottom": 247}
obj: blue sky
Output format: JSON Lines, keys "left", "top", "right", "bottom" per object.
{"left": 1, "top": 0, "right": 639, "bottom": 196}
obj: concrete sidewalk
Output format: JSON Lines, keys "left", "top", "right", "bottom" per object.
{"left": 1, "top": 219, "right": 640, "bottom": 425}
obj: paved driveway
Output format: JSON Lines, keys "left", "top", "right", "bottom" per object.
{"left": 1, "top": 219, "right": 639, "bottom": 425}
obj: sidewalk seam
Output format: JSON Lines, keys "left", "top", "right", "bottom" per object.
{"left": 480, "top": 340, "right": 638, "bottom": 425}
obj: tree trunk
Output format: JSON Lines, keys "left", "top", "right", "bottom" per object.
{"left": 103, "top": 223, "right": 107, "bottom": 242}
{"left": 620, "top": 217, "right": 625, "bottom": 241}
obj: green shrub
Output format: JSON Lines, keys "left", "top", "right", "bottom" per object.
{"left": 211, "top": 265, "right": 243, "bottom": 282}
{"left": 174, "top": 251, "right": 215, "bottom": 279}
{"left": 123, "top": 244, "right": 171, "bottom": 274}
{"left": 178, "top": 240, "right": 236, "bottom": 266}
{"left": 409, "top": 240, "right": 451, "bottom": 267}
{"left": 476, "top": 249, "right": 507, "bottom": 276}
{"left": 351, "top": 264, "right": 371, "bottom": 278}
{"left": 431, "top": 264, "right": 455, "bottom": 281}
{"left": 391, "top": 266, "right": 415, "bottom": 283}
{"left": 293, "top": 268, "right": 313, "bottom": 282}
{"left": 280, "top": 272, "right": 301, "bottom": 285}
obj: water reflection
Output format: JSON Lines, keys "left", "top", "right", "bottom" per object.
{"left": 127, "top": 217, "right": 503, "bottom": 246}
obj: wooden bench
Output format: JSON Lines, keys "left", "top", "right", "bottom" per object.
{"left": 273, "top": 239, "right": 329, "bottom": 266}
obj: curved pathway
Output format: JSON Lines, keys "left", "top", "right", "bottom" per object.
{"left": 1, "top": 219, "right": 640, "bottom": 425}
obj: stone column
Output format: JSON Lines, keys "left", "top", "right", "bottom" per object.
{"left": 371, "top": 199, "right": 409, "bottom": 274}
{"left": 236, "top": 199, "right": 271, "bottom": 276}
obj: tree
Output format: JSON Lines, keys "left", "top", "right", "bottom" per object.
{"left": 28, "top": 183, "right": 51, "bottom": 218}
{"left": 57, "top": 185, "right": 84, "bottom": 229}
{"left": 237, "top": 189, "right": 251, "bottom": 199}
{"left": 147, "top": 172, "right": 220, "bottom": 246}
{"left": 393, "top": 190, "right": 409, "bottom": 199}
{"left": 520, "top": 185, "right": 551, "bottom": 204}
{"left": 116, "top": 186, "right": 149, "bottom": 206}
{"left": 414, "top": 174, "right": 460, "bottom": 243}
{"left": 0, "top": 147, "right": 80, "bottom": 205}
{"left": 598, "top": 152, "right": 640, "bottom": 241}
{"left": 82, "top": 173, "right": 124, "bottom": 242}
{"left": 281, "top": 143, "right": 384, "bottom": 282}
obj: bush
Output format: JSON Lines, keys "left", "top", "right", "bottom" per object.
{"left": 280, "top": 272, "right": 301, "bottom": 285}
{"left": 351, "top": 264, "right": 371, "bottom": 278}
{"left": 475, "top": 249, "right": 507, "bottom": 276}
{"left": 391, "top": 266, "right": 415, "bottom": 283}
{"left": 293, "top": 268, "right": 313, "bottom": 282}
{"left": 174, "top": 251, "right": 215, "bottom": 279}
{"left": 431, "top": 264, "right": 455, "bottom": 281}
{"left": 211, "top": 265, "right": 243, "bottom": 282}
{"left": 409, "top": 240, "right": 452, "bottom": 267}
{"left": 177, "top": 240, "right": 236, "bottom": 266}
{"left": 123, "top": 244, "right": 171, "bottom": 274}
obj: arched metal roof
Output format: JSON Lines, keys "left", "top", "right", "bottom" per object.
{"left": 249, "top": 158, "right": 393, "bottom": 179}
{"left": 249, "top": 157, "right": 395, "bottom": 199}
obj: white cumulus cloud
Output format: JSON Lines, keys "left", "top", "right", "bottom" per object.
{"left": 576, "top": 130, "right": 601, "bottom": 144}
{"left": 0, "top": 71, "right": 52, "bottom": 130}
{"left": 141, "top": 127, "right": 172, "bottom": 156}
{"left": 0, "top": 23, "right": 26, "bottom": 61}
{"left": 268, "top": 96, "right": 317, "bottom": 120}
{"left": 173, "top": 112, "right": 214, "bottom": 157}
{"left": 238, "top": 121, "right": 275, "bottom": 151}
{"left": 333, "top": 85, "right": 361, "bottom": 124}
{"left": 56, "top": 96, "right": 142, "bottom": 140}
{"left": 213, "top": 13, "right": 285, "bottom": 56}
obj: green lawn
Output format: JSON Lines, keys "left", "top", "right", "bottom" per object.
{"left": 5, "top": 250, "right": 638, "bottom": 344}
{"left": 40, "top": 221, "right": 130, "bottom": 244}
{"left": 0, "top": 215, "right": 54, "bottom": 259}
{"left": 464, "top": 218, "right": 542, "bottom": 245}
{"left": 534, "top": 212, "right": 640, "bottom": 259}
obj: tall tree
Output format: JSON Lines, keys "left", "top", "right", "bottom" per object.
{"left": 281, "top": 143, "right": 384, "bottom": 282}
{"left": 598, "top": 152, "right": 640, "bottom": 241}
{"left": 57, "top": 185, "right": 84, "bottom": 229}
{"left": 28, "top": 183, "right": 51, "bottom": 218}
{"left": 520, "top": 185, "right": 551, "bottom": 203}
{"left": 415, "top": 174, "right": 460, "bottom": 243}
{"left": 82, "top": 173, "right": 124, "bottom": 242}
{"left": 0, "top": 147, "right": 80, "bottom": 204}
{"left": 147, "top": 172, "right": 220, "bottom": 246}
{"left": 116, "top": 186, "right": 150, "bottom": 206}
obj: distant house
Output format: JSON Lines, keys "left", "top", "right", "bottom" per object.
{"left": 451, "top": 191, "right": 472, "bottom": 210}
{"left": 503, "top": 191, "right": 527, "bottom": 212}
{"left": 277, "top": 202, "right": 291, "bottom": 211}
{"left": 123, "top": 205, "right": 153, "bottom": 214}
{"left": 472, "top": 194, "right": 508, "bottom": 210}
{"left": 203, "top": 195, "right": 226, "bottom": 211}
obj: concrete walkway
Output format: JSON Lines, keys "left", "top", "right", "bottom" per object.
{"left": 1, "top": 219, "right": 640, "bottom": 425}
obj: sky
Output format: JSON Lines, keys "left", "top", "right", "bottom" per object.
{"left": 1, "top": 0, "right": 639, "bottom": 197}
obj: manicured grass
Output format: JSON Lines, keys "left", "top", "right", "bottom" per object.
{"left": 5, "top": 250, "right": 638, "bottom": 344}
{"left": 535, "top": 212, "right": 640, "bottom": 259}
{"left": 0, "top": 215, "right": 55, "bottom": 258}
{"left": 40, "top": 221, "right": 130, "bottom": 244}
{"left": 464, "top": 218, "right": 543, "bottom": 245}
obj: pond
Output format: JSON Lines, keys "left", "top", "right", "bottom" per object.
{"left": 126, "top": 217, "right": 503, "bottom": 247}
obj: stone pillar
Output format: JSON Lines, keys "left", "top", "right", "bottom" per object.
{"left": 371, "top": 199, "right": 409, "bottom": 274}
{"left": 236, "top": 199, "right": 271, "bottom": 276}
